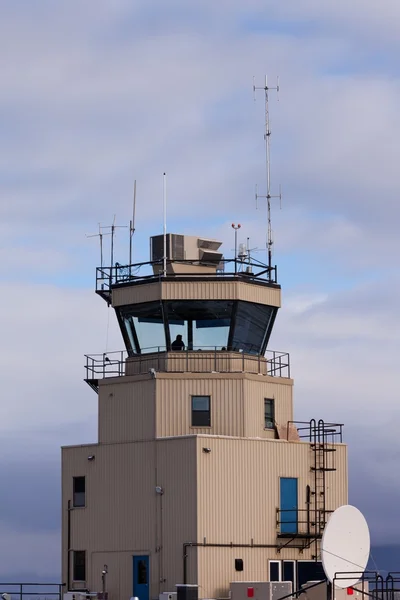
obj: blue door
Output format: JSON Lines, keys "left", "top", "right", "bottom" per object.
{"left": 133, "top": 555, "right": 149, "bottom": 600}
{"left": 280, "top": 478, "right": 298, "bottom": 534}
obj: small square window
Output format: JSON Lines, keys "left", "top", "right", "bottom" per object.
{"left": 73, "top": 550, "right": 86, "bottom": 581}
{"left": 264, "top": 398, "right": 275, "bottom": 429}
{"left": 192, "top": 395, "right": 211, "bottom": 427}
{"left": 73, "top": 476, "right": 85, "bottom": 508}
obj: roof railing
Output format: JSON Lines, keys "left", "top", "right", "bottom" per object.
{"left": 95, "top": 258, "right": 278, "bottom": 298}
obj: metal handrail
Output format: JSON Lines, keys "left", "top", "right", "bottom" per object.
{"left": 286, "top": 420, "right": 344, "bottom": 443}
{"left": 84, "top": 347, "right": 290, "bottom": 380}
{"left": 95, "top": 257, "right": 278, "bottom": 295}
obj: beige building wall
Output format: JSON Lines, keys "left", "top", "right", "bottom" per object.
{"left": 62, "top": 434, "right": 347, "bottom": 600}
{"left": 243, "top": 376, "right": 293, "bottom": 438}
{"left": 98, "top": 372, "right": 293, "bottom": 443}
{"left": 98, "top": 377, "right": 156, "bottom": 443}
{"left": 61, "top": 437, "right": 198, "bottom": 600}
{"left": 195, "top": 435, "right": 348, "bottom": 598}
{"left": 155, "top": 373, "right": 293, "bottom": 439}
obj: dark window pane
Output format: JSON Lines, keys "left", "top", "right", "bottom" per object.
{"left": 138, "top": 560, "right": 148, "bottom": 584}
{"left": 73, "top": 477, "right": 85, "bottom": 507}
{"left": 231, "top": 302, "right": 275, "bottom": 354}
{"left": 297, "top": 561, "right": 325, "bottom": 589}
{"left": 73, "top": 551, "right": 86, "bottom": 581}
{"left": 270, "top": 561, "right": 280, "bottom": 581}
{"left": 283, "top": 561, "right": 294, "bottom": 584}
{"left": 264, "top": 398, "right": 275, "bottom": 429}
{"left": 192, "top": 395, "right": 211, "bottom": 427}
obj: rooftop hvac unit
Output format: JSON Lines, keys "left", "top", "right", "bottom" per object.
{"left": 150, "top": 234, "right": 222, "bottom": 264}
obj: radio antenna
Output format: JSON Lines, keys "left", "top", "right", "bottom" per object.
{"left": 163, "top": 172, "right": 167, "bottom": 277}
{"left": 86, "top": 223, "right": 111, "bottom": 269}
{"left": 253, "top": 75, "right": 281, "bottom": 279}
{"left": 102, "top": 215, "right": 127, "bottom": 268}
{"left": 129, "top": 179, "right": 137, "bottom": 269}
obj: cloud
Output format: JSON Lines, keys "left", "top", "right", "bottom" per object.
{"left": 0, "top": 0, "right": 400, "bottom": 577}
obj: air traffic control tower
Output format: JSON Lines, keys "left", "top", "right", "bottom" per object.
{"left": 61, "top": 233, "right": 348, "bottom": 600}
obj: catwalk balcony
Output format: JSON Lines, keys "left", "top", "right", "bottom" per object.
{"left": 84, "top": 347, "right": 290, "bottom": 391}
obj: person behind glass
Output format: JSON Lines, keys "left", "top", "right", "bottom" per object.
{"left": 171, "top": 334, "right": 185, "bottom": 351}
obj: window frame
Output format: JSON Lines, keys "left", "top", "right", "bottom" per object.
{"left": 264, "top": 397, "right": 275, "bottom": 430}
{"left": 73, "top": 476, "right": 86, "bottom": 508}
{"left": 73, "top": 550, "right": 86, "bottom": 582}
{"left": 191, "top": 395, "right": 211, "bottom": 427}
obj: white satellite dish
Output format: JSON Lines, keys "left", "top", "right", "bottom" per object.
{"left": 321, "top": 505, "right": 370, "bottom": 589}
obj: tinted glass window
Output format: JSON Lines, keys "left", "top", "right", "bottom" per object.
{"left": 118, "top": 302, "right": 166, "bottom": 353}
{"left": 167, "top": 301, "right": 232, "bottom": 350}
{"left": 264, "top": 398, "right": 275, "bottom": 429}
{"left": 73, "top": 476, "right": 85, "bottom": 508}
{"left": 192, "top": 395, "right": 211, "bottom": 426}
{"left": 270, "top": 561, "right": 280, "bottom": 581}
{"left": 297, "top": 561, "right": 325, "bottom": 588}
{"left": 230, "top": 302, "right": 275, "bottom": 354}
{"left": 73, "top": 551, "right": 86, "bottom": 581}
{"left": 283, "top": 561, "right": 295, "bottom": 584}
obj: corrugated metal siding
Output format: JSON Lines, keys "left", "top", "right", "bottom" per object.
{"left": 162, "top": 281, "right": 281, "bottom": 306}
{"left": 98, "top": 378, "right": 156, "bottom": 443}
{"left": 156, "top": 375, "right": 244, "bottom": 438}
{"left": 243, "top": 378, "right": 293, "bottom": 438}
{"left": 195, "top": 435, "right": 348, "bottom": 542}
{"left": 156, "top": 437, "right": 198, "bottom": 590}
{"left": 62, "top": 437, "right": 198, "bottom": 600}
{"left": 112, "top": 283, "right": 161, "bottom": 306}
{"left": 195, "top": 436, "right": 348, "bottom": 598}
{"left": 111, "top": 280, "right": 280, "bottom": 306}
{"left": 197, "top": 547, "right": 290, "bottom": 599}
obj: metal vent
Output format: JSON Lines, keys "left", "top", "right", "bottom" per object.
{"left": 171, "top": 234, "right": 184, "bottom": 260}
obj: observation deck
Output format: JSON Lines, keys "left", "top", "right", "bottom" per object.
{"left": 84, "top": 347, "right": 290, "bottom": 392}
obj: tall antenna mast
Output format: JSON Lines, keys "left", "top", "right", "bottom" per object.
{"left": 129, "top": 179, "right": 137, "bottom": 269}
{"left": 253, "top": 75, "right": 281, "bottom": 279}
{"left": 86, "top": 223, "right": 111, "bottom": 270}
{"left": 163, "top": 173, "right": 167, "bottom": 277}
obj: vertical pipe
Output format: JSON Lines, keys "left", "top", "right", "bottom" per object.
{"left": 67, "top": 500, "right": 71, "bottom": 590}
{"left": 163, "top": 173, "right": 167, "bottom": 277}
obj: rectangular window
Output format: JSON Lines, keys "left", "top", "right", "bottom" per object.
{"left": 73, "top": 476, "right": 85, "bottom": 507}
{"left": 283, "top": 560, "right": 295, "bottom": 587}
{"left": 191, "top": 395, "right": 211, "bottom": 427}
{"left": 264, "top": 398, "right": 275, "bottom": 429}
{"left": 269, "top": 560, "right": 281, "bottom": 582}
{"left": 73, "top": 550, "right": 86, "bottom": 581}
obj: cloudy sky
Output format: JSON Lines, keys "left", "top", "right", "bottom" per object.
{"left": 1, "top": 0, "right": 400, "bottom": 581}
